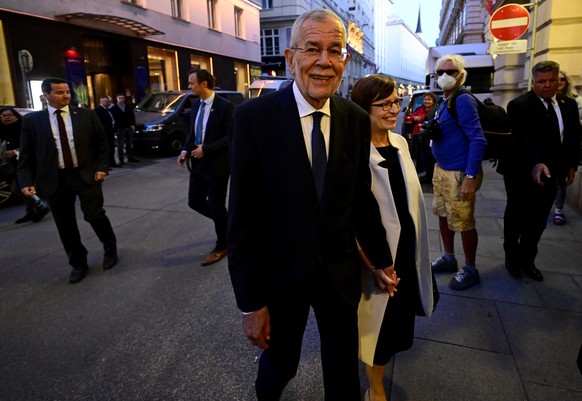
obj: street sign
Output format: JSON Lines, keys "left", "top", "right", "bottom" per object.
{"left": 489, "top": 39, "right": 528, "bottom": 55}
{"left": 489, "top": 4, "right": 530, "bottom": 41}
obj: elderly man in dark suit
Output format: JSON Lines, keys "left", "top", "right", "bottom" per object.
{"left": 18, "top": 77, "right": 118, "bottom": 284}
{"left": 227, "top": 9, "right": 393, "bottom": 400}
{"left": 94, "top": 95, "right": 118, "bottom": 168}
{"left": 501, "top": 60, "right": 582, "bottom": 281}
{"left": 178, "top": 69, "right": 234, "bottom": 266}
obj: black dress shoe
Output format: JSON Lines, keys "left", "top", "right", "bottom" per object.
{"left": 128, "top": 157, "right": 140, "bottom": 162}
{"left": 103, "top": 252, "right": 118, "bottom": 270}
{"left": 523, "top": 265, "right": 544, "bottom": 281}
{"left": 32, "top": 207, "right": 50, "bottom": 222}
{"left": 15, "top": 213, "right": 35, "bottom": 224}
{"left": 109, "top": 163, "right": 120, "bottom": 168}
{"left": 69, "top": 266, "right": 88, "bottom": 284}
{"left": 505, "top": 258, "right": 521, "bottom": 277}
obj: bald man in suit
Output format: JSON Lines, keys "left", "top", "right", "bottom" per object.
{"left": 18, "top": 77, "right": 118, "bottom": 284}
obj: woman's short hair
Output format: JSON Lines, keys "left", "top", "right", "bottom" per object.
{"left": 423, "top": 92, "right": 437, "bottom": 103}
{"left": 0, "top": 106, "right": 23, "bottom": 121}
{"left": 350, "top": 75, "right": 397, "bottom": 113}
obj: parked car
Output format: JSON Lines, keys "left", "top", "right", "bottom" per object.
{"left": 133, "top": 90, "right": 244, "bottom": 154}
{"left": 244, "top": 76, "right": 293, "bottom": 100}
{"left": 401, "top": 90, "right": 443, "bottom": 136}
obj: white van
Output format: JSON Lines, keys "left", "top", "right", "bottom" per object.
{"left": 245, "top": 76, "right": 293, "bottom": 100}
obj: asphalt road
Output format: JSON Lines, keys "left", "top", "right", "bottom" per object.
{"left": 0, "top": 156, "right": 329, "bottom": 401}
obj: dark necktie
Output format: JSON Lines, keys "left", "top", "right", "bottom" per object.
{"left": 195, "top": 102, "right": 206, "bottom": 145}
{"left": 544, "top": 98, "right": 560, "bottom": 142}
{"left": 311, "top": 112, "right": 327, "bottom": 202}
{"left": 55, "top": 109, "right": 74, "bottom": 170}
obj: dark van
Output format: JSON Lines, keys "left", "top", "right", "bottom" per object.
{"left": 133, "top": 90, "right": 244, "bottom": 154}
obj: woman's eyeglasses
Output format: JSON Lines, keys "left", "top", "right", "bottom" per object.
{"left": 371, "top": 100, "right": 401, "bottom": 111}
{"left": 435, "top": 69, "right": 459, "bottom": 76}
{"left": 0, "top": 113, "right": 15, "bottom": 119}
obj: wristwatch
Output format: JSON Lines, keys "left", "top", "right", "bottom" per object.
{"left": 465, "top": 173, "right": 475, "bottom": 179}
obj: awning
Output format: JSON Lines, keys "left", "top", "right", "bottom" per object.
{"left": 56, "top": 13, "right": 164, "bottom": 36}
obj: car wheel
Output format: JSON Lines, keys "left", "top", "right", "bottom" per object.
{"left": 165, "top": 133, "right": 185, "bottom": 155}
{"left": 0, "top": 179, "right": 14, "bottom": 205}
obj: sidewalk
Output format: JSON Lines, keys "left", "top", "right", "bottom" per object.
{"left": 0, "top": 159, "right": 580, "bottom": 400}
{"left": 394, "top": 163, "right": 582, "bottom": 401}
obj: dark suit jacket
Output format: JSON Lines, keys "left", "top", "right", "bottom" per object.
{"left": 183, "top": 93, "right": 234, "bottom": 178}
{"left": 94, "top": 105, "right": 115, "bottom": 136}
{"left": 110, "top": 103, "right": 136, "bottom": 130}
{"left": 17, "top": 107, "right": 109, "bottom": 197}
{"left": 503, "top": 91, "right": 582, "bottom": 179}
{"left": 227, "top": 85, "right": 392, "bottom": 312}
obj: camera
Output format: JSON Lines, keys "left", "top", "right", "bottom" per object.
{"left": 420, "top": 118, "right": 443, "bottom": 141}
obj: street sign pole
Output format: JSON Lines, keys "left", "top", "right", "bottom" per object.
{"left": 526, "top": 0, "right": 540, "bottom": 91}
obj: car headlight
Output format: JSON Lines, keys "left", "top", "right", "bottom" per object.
{"left": 143, "top": 124, "right": 165, "bottom": 133}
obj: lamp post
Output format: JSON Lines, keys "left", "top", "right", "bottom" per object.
{"left": 18, "top": 50, "right": 33, "bottom": 108}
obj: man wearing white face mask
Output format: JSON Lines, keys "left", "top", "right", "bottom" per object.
{"left": 429, "top": 54, "right": 487, "bottom": 291}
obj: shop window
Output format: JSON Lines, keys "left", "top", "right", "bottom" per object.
{"left": 234, "top": 61, "right": 249, "bottom": 94}
{"left": 147, "top": 46, "right": 179, "bottom": 92}
{"left": 190, "top": 55, "right": 212, "bottom": 74}
{"left": 235, "top": 7, "right": 243, "bottom": 38}
{"left": 0, "top": 21, "right": 15, "bottom": 105}
{"left": 261, "top": 29, "right": 279, "bottom": 56}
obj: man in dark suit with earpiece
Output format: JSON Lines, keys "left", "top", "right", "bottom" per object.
{"left": 501, "top": 60, "right": 582, "bottom": 281}
{"left": 178, "top": 69, "right": 234, "bottom": 266}
{"left": 18, "top": 77, "right": 118, "bottom": 284}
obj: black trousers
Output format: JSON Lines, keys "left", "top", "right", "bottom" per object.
{"left": 47, "top": 170, "right": 117, "bottom": 269}
{"left": 255, "top": 263, "right": 361, "bottom": 401}
{"left": 187, "top": 163, "right": 228, "bottom": 250}
{"left": 503, "top": 170, "right": 556, "bottom": 267}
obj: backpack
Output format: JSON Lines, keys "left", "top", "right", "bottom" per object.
{"left": 448, "top": 88, "right": 512, "bottom": 160}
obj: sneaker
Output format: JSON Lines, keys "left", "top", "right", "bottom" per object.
{"left": 553, "top": 213, "right": 566, "bottom": 225}
{"left": 449, "top": 266, "right": 480, "bottom": 290}
{"left": 431, "top": 255, "right": 458, "bottom": 273}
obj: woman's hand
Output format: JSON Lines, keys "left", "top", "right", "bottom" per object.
{"left": 371, "top": 266, "right": 400, "bottom": 296}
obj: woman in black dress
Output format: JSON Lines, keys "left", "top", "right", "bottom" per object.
{"left": 351, "top": 75, "right": 436, "bottom": 401}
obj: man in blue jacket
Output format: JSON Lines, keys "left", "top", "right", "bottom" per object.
{"left": 430, "top": 54, "right": 487, "bottom": 291}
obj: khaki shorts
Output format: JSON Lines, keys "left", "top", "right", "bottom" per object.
{"left": 432, "top": 164, "right": 483, "bottom": 232}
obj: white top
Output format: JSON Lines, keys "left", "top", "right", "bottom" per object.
{"left": 47, "top": 104, "right": 79, "bottom": 168}
{"left": 292, "top": 82, "right": 331, "bottom": 166}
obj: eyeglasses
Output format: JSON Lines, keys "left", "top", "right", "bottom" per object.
{"left": 371, "top": 100, "right": 401, "bottom": 111}
{"left": 436, "top": 69, "right": 459, "bottom": 76}
{"left": 291, "top": 47, "right": 348, "bottom": 62}
{"left": 0, "top": 113, "right": 14, "bottom": 118}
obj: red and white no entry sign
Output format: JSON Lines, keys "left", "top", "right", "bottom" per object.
{"left": 489, "top": 4, "right": 531, "bottom": 41}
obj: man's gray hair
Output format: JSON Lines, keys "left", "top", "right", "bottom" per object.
{"left": 435, "top": 54, "right": 468, "bottom": 86}
{"left": 532, "top": 60, "right": 560, "bottom": 77}
{"left": 289, "top": 9, "right": 346, "bottom": 48}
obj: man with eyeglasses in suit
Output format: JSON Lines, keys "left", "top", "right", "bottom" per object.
{"left": 429, "top": 54, "right": 487, "bottom": 291}
{"left": 228, "top": 8, "right": 392, "bottom": 400}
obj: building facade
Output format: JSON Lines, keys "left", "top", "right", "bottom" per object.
{"left": 0, "top": 0, "right": 262, "bottom": 108}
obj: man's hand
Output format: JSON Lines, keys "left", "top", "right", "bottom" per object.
{"left": 460, "top": 176, "right": 477, "bottom": 202}
{"left": 177, "top": 151, "right": 187, "bottom": 167}
{"left": 190, "top": 146, "right": 204, "bottom": 159}
{"left": 4, "top": 150, "right": 16, "bottom": 158}
{"left": 566, "top": 167, "right": 576, "bottom": 186}
{"left": 532, "top": 163, "right": 551, "bottom": 187}
{"left": 94, "top": 171, "right": 107, "bottom": 182}
{"left": 242, "top": 306, "right": 271, "bottom": 349}
{"left": 371, "top": 266, "right": 400, "bottom": 296}
{"left": 21, "top": 186, "right": 37, "bottom": 197}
